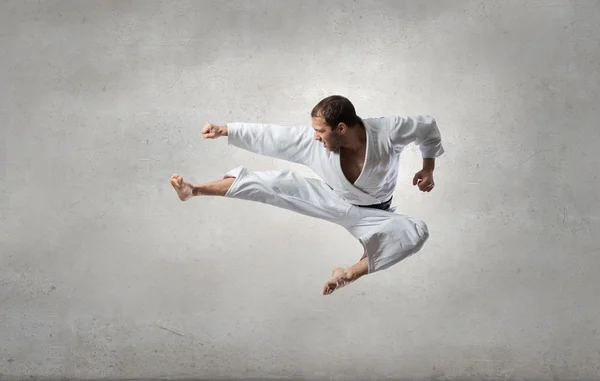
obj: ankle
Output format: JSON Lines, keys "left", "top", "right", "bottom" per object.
{"left": 192, "top": 181, "right": 231, "bottom": 197}
{"left": 342, "top": 268, "right": 357, "bottom": 282}
{"left": 192, "top": 184, "right": 205, "bottom": 196}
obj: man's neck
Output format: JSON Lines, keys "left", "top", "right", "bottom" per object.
{"left": 341, "top": 124, "right": 367, "bottom": 153}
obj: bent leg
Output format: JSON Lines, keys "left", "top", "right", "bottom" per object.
{"left": 347, "top": 209, "right": 430, "bottom": 274}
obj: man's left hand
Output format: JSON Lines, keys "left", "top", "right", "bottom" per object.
{"left": 413, "top": 169, "right": 435, "bottom": 192}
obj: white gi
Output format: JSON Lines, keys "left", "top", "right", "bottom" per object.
{"left": 222, "top": 115, "right": 445, "bottom": 273}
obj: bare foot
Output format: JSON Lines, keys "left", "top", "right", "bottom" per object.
{"left": 170, "top": 174, "right": 194, "bottom": 201}
{"left": 322, "top": 267, "right": 347, "bottom": 295}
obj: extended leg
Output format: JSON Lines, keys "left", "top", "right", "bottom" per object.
{"left": 322, "top": 256, "right": 369, "bottom": 295}
{"left": 170, "top": 168, "right": 353, "bottom": 224}
{"left": 170, "top": 174, "right": 235, "bottom": 200}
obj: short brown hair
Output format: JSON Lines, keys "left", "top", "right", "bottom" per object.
{"left": 311, "top": 95, "right": 363, "bottom": 128}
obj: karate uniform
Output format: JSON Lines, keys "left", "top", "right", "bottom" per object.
{"left": 223, "top": 115, "right": 445, "bottom": 273}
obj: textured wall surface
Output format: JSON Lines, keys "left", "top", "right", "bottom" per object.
{"left": 1, "top": 0, "right": 599, "bottom": 380}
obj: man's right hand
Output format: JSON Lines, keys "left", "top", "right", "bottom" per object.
{"left": 202, "top": 123, "right": 227, "bottom": 139}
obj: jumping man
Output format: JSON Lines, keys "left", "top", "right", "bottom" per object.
{"left": 170, "top": 95, "right": 445, "bottom": 295}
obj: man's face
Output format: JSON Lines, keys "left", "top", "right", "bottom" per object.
{"left": 312, "top": 117, "right": 343, "bottom": 152}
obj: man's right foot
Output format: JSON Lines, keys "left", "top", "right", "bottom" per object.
{"left": 323, "top": 267, "right": 347, "bottom": 295}
{"left": 170, "top": 174, "right": 194, "bottom": 201}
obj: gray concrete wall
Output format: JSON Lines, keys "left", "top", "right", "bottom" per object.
{"left": 1, "top": 0, "right": 599, "bottom": 380}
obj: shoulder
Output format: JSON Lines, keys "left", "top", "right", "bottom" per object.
{"left": 362, "top": 115, "right": 437, "bottom": 133}
{"left": 361, "top": 116, "right": 399, "bottom": 134}
{"left": 361, "top": 116, "right": 394, "bottom": 128}
{"left": 381, "top": 115, "right": 437, "bottom": 128}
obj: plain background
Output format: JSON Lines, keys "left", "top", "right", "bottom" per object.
{"left": 1, "top": 0, "right": 599, "bottom": 380}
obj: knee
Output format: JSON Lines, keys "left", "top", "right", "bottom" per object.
{"left": 416, "top": 220, "right": 429, "bottom": 241}
{"left": 405, "top": 219, "right": 429, "bottom": 250}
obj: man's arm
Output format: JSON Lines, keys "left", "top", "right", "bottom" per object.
{"left": 388, "top": 115, "right": 445, "bottom": 160}
{"left": 387, "top": 115, "right": 444, "bottom": 192}
{"left": 422, "top": 157, "right": 435, "bottom": 172}
{"left": 203, "top": 122, "right": 318, "bottom": 166}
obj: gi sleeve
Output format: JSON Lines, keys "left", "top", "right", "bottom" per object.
{"left": 226, "top": 122, "right": 317, "bottom": 165}
{"left": 388, "top": 115, "right": 445, "bottom": 158}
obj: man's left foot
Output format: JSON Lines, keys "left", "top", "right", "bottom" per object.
{"left": 323, "top": 267, "right": 346, "bottom": 295}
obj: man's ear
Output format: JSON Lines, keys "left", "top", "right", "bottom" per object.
{"left": 337, "top": 123, "right": 347, "bottom": 134}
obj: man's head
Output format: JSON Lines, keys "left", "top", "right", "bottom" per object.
{"left": 310, "top": 95, "right": 363, "bottom": 152}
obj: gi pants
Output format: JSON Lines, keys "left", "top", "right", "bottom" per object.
{"left": 223, "top": 166, "right": 430, "bottom": 273}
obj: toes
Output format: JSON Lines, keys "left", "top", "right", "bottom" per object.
{"left": 170, "top": 175, "right": 184, "bottom": 188}
{"left": 323, "top": 280, "right": 337, "bottom": 295}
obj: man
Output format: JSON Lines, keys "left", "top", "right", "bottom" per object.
{"left": 170, "top": 95, "right": 445, "bottom": 295}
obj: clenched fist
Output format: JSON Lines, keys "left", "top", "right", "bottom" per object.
{"left": 202, "top": 123, "right": 228, "bottom": 139}
{"left": 413, "top": 169, "right": 435, "bottom": 192}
